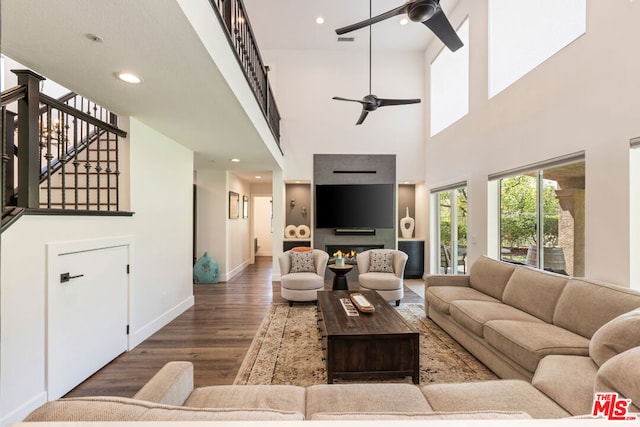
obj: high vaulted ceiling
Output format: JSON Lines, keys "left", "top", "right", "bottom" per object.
{"left": 243, "top": 0, "right": 459, "bottom": 52}
{"left": 2, "top": 0, "right": 457, "bottom": 184}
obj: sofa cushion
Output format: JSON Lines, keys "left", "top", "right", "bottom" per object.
{"left": 501, "top": 266, "right": 568, "bottom": 323}
{"left": 421, "top": 379, "right": 570, "bottom": 419}
{"left": 23, "top": 396, "right": 305, "bottom": 421}
{"left": 450, "top": 300, "right": 543, "bottom": 337}
{"left": 311, "top": 410, "right": 532, "bottom": 420}
{"left": 594, "top": 346, "right": 640, "bottom": 412}
{"left": 589, "top": 309, "right": 640, "bottom": 367}
{"left": 426, "top": 286, "right": 499, "bottom": 315}
{"left": 553, "top": 278, "right": 640, "bottom": 338}
{"left": 185, "top": 385, "right": 305, "bottom": 414}
{"left": 532, "top": 355, "right": 598, "bottom": 416}
{"left": 305, "top": 384, "right": 432, "bottom": 418}
{"left": 483, "top": 320, "right": 590, "bottom": 373}
{"left": 468, "top": 256, "right": 517, "bottom": 300}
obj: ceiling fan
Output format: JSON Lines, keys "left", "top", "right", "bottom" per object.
{"left": 333, "top": 0, "right": 421, "bottom": 126}
{"left": 335, "top": 0, "right": 463, "bottom": 52}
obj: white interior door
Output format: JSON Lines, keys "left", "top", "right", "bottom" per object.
{"left": 47, "top": 239, "right": 129, "bottom": 400}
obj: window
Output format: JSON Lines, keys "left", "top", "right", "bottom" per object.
{"left": 488, "top": 0, "right": 586, "bottom": 97}
{"left": 432, "top": 185, "right": 468, "bottom": 274}
{"left": 430, "top": 18, "right": 469, "bottom": 136}
{"left": 497, "top": 160, "right": 585, "bottom": 276}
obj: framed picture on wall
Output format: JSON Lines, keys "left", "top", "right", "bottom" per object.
{"left": 243, "top": 195, "right": 249, "bottom": 219}
{"left": 229, "top": 191, "right": 239, "bottom": 219}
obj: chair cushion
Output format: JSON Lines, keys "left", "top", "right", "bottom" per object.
{"left": 369, "top": 250, "right": 395, "bottom": 272}
{"left": 468, "top": 256, "right": 517, "bottom": 300}
{"left": 358, "top": 272, "right": 402, "bottom": 291}
{"left": 290, "top": 251, "right": 315, "bottom": 272}
{"left": 483, "top": 320, "right": 590, "bottom": 373}
{"left": 281, "top": 272, "right": 324, "bottom": 290}
{"left": 589, "top": 308, "right": 640, "bottom": 367}
{"left": 291, "top": 246, "right": 312, "bottom": 253}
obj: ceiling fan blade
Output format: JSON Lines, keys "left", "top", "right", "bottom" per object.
{"left": 333, "top": 96, "right": 364, "bottom": 104}
{"left": 378, "top": 98, "right": 421, "bottom": 107}
{"left": 423, "top": 7, "right": 463, "bottom": 52}
{"left": 335, "top": 4, "right": 408, "bottom": 35}
{"left": 355, "top": 109, "right": 370, "bottom": 125}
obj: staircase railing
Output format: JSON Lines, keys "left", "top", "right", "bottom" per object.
{"left": 1, "top": 69, "right": 127, "bottom": 219}
{"left": 209, "top": 0, "right": 282, "bottom": 148}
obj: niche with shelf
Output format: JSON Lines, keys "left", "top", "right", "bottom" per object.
{"left": 284, "top": 182, "right": 312, "bottom": 250}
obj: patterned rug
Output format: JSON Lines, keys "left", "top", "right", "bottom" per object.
{"left": 234, "top": 303, "right": 497, "bottom": 386}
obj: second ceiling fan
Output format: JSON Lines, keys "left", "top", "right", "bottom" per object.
{"left": 333, "top": 0, "right": 421, "bottom": 125}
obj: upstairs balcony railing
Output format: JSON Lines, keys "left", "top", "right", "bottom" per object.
{"left": 2, "top": 69, "right": 127, "bottom": 226}
{"left": 209, "top": 0, "right": 281, "bottom": 147}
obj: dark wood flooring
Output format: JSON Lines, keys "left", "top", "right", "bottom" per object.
{"left": 66, "top": 256, "right": 424, "bottom": 398}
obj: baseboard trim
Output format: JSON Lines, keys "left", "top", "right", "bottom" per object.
{"left": 220, "top": 260, "right": 250, "bottom": 282}
{"left": 1, "top": 391, "right": 47, "bottom": 427}
{"left": 129, "top": 295, "right": 194, "bottom": 349}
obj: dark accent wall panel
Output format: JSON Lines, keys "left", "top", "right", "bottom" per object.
{"left": 313, "top": 154, "right": 396, "bottom": 253}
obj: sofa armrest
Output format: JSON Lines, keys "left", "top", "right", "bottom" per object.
{"left": 133, "top": 361, "right": 194, "bottom": 406}
{"left": 425, "top": 274, "right": 470, "bottom": 289}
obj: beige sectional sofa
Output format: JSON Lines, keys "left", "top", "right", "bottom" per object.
{"left": 23, "top": 256, "right": 640, "bottom": 421}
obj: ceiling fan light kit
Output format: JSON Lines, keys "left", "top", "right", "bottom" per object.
{"left": 333, "top": 0, "right": 427, "bottom": 125}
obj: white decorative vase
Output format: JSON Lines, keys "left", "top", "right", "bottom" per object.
{"left": 400, "top": 207, "right": 415, "bottom": 239}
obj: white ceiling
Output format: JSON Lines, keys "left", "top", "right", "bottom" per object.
{"left": 242, "top": 0, "right": 451, "bottom": 52}
{"left": 1, "top": 0, "right": 458, "bottom": 185}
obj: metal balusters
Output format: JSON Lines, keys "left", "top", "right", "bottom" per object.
{"left": 95, "top": 124, "right": 102, "bottom": 211}
{"left": 73, "top": 115, "right": 79, "bottom": 209}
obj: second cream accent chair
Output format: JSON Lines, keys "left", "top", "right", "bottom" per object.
{"left": 356, "top": 249, "right": 408, "bottom": 306}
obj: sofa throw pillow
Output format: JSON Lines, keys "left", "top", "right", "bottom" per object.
{"left": 290, "top": 251, "right": 316, "bottom": 273}
{"left": 589, "top": 308, "right": 640, "bottom": 367}
{"left": 369, "top": 251, "right": 395, "bottom": 273}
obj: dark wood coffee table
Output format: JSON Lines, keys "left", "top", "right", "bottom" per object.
{"left": 316, "top": 290, "right": 419, "bottom": 384}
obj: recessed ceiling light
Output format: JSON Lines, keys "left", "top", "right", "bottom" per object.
{"left": 115, "top": 72, "right": 142, "bottom": 84}
{"left": 86, "top": 33, "right": 103, "bottom": 43}
{"left": 315, "top": 16, "right": 325, "bottom": 24}
{"left": 400, "top": 18, "right": 409, "bottom": 25}
{"left": 231, "top": 158, "right": 240, "bottom": 163}
{"left": 255, "top": 175, "right": 262, "bottom": 179}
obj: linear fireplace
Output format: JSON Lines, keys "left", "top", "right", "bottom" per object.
{"left": 326, "top": 244, "right": 384, "bottom": 264}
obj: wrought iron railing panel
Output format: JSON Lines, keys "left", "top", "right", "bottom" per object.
{"left": 210, "top": 0, "right": 282, "bottom": 147}
{"left": 1, "top": 71, "right": 127, "bottom": 217}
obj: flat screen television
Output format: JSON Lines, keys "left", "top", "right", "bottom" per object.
{"left": 315, "top": 184, "right": 394, "bottom": 228}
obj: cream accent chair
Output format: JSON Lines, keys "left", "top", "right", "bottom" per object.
{"left": 356, "top": 249, "right": 408, "bottom": 306}
{"left": 279, "top": 249, "right": 329, "bottom": 306}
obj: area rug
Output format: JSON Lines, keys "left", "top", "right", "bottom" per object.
{"left": 234, "top": 303, "right": 497, "bottom": 386}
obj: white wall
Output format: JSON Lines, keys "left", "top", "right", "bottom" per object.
{"left": 261, "top": 49, "right": 426, "bottom": 182}
{"left": 127, "top": 118, "right": 194, "bottom": 346}
{"left": 195, "top": 169, "right": 227, "bottom": 276}
{"left": 424, "top": 0, "right": 640, "bottom": 286}
{"left": 226, "top": 173, "right": 252, "bottom": 280}
{"left": 0, "top": 118, "right": 194, "bottom": 426}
